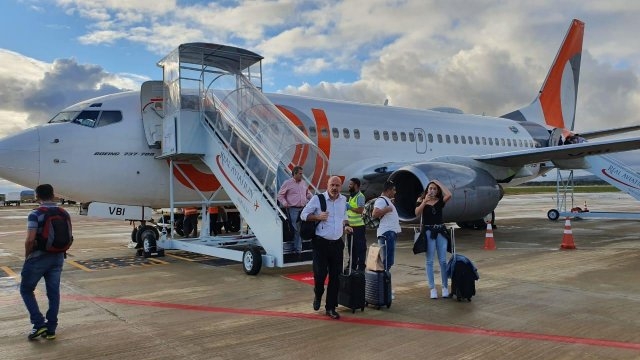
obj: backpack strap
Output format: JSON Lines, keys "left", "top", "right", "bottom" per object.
{"left": 318, "top": 193, "right": 327, "bottom": 212}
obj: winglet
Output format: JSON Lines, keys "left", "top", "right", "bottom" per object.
{"left": 502, "top": 19, "right": 584, "bottom": 134}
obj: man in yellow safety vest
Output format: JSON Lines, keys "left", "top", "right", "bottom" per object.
{"left": 346, "top": 178, "right": 366, "bottom": 271}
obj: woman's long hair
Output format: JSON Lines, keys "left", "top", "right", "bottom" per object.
{"left": 423, "top": 181, "right": 443, "bottom": 202}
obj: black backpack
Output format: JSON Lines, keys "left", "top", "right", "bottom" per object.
{"left": 35, "top": 206, "right": 73, "bottom": 253}
{"left": 299, "top": 194, "right": 326, "bottom": 240}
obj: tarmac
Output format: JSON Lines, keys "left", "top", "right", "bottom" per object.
{"left": 1, "top": 192, "right": 639, "bottom": 360}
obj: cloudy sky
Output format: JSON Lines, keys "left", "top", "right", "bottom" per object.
{"left": 1, "top": 0, "right": 640, "bottom": 192}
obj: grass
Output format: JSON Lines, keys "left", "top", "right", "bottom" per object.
{"left": 504, "top": 185, "right": 619, "bottom": 195}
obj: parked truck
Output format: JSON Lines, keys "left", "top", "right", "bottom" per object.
{"left": 4, "top": 191, "right": 21, "bottom": 206}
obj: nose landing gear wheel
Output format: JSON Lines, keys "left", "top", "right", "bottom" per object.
{"left": 242, "top": 247, "right": 262, "bottom": 275}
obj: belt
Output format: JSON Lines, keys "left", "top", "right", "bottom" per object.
{"left": 317, "top": 236, "right": 341, "bottom": 242}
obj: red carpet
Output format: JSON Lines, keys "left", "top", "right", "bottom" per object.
{"left": 284, "top": 271, "right": 327, "bottom": 286}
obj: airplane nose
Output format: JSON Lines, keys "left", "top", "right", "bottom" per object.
{"left": 0, "top": 128, "right": 40, "bottom": 189}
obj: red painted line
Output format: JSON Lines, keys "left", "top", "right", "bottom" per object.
{"left": 65, "top": 294, "right": 640, "bottom": 351}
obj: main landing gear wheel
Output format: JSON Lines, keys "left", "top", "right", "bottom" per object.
{"left": 547, "top": 209, "right": 560, "bottom": 221}
{"left": 242, "top": 247, "right": 262, "bottom": 275}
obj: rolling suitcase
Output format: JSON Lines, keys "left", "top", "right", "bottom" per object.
{"left": 364, "top": 238, "right": 392, "bottom": 309}
{"left": 447, "top": 227, "right": 478, "bottom": 302}
{"left": 338, "top": 235, "right": 366, "bottom": 313}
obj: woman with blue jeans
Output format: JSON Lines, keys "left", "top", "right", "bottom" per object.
{"left": 415, "top": 180, "right": 452, "bottom": 299}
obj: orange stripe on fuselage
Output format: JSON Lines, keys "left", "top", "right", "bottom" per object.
{"left": 311, "top": 108, "right": 331, "bottom": 187}
{"left": 171, "top": 162, "right": 220, "bottom": 191}
{"left": 539, "top": 19, "right": 584, "bottom": 129}
{"left": 276, "top": 105, "right": 309, "bottom": 169}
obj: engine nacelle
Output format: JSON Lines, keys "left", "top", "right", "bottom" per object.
{"left": 388, "top": 162, "right": 503, "bottom": 222}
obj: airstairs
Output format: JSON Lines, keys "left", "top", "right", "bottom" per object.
{"left": 153, "top": 43, "right": 329, "bottom": 274}
{"left": 547, "top": 154, "right": 640, "bottom": 221}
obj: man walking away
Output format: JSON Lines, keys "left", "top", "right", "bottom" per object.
{"left": 21, "top": 184, "right": 73, "bottom": 340}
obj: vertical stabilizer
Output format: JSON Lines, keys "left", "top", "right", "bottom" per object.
{"left": 502, "top": 19, "right": 584, "bottom": 133}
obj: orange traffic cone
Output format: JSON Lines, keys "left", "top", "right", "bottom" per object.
{"left": 483, "top": 222, "right": 496, "bottom": 250}
{"left": 560, "top": 217, "right": 577, "bottom": 250}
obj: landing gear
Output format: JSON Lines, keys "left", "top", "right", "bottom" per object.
{"left": 242, "top": 246, "right": 262, "bottom": 275}
{"left": 135, "top": 225, "right": 163, "bottom": 257}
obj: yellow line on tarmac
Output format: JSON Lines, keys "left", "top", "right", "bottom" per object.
{"left": 1, "top": 265, "right": 18, "bottom": 278}
{"left": 165, "top": 253, "right": 195, "bottom": 262}
{"left": 66, "top": 260, "right": 94, "bottom": 272}
{"left": 147, "top": 258, "right": 169, "bottom": 265}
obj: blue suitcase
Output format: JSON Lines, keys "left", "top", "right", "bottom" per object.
{"left": 364, "top": 269, "right": 392, "bottom": 309}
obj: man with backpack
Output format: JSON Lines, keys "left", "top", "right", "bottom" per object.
{"left": 301, "top": 176, "right": 352, "bottom": 319}
{"left": 20, "top": 184, "right": 73, "bottom": 340}
{"left": 372, "top": 181, "right": 401, "bottom": 299}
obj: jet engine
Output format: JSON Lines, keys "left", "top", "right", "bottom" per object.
{"left": 388, "top": 162, "right": 503, "bottom": 223}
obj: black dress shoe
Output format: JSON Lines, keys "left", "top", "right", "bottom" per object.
{"left": 313, "top": 297, "right": 321, "bottom": 311}
{"left": 325, "top": 309, "right": 340, "bottom": 320}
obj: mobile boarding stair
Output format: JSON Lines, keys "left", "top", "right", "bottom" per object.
{"left": 155, "top": 43, "right": 329, "bottom": 274}
{"left": 547, "top": 154, "right": 640, "bottom": 221}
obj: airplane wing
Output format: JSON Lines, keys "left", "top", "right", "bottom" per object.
{"left": 474, "top": 137, "right": 640, "bottom": 167}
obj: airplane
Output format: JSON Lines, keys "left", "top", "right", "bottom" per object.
{"left": 1, "top": 19, "right": 640, "bottom": 273}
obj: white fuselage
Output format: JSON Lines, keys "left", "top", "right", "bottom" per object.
{"left": 0, "top": 91, "right": 546, "bottom": 208}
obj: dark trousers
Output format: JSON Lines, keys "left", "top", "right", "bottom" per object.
{"left": 183, "top": 214, "right": 198, "bottom": 237}
{"left": 347, "top": 225, "right": 367, "bottom": 271}
{"left": 209, "top": 214, "right": 219, "bottom": 236}
{"left": 312, "top": 237, "right": 344, "bottom": 310}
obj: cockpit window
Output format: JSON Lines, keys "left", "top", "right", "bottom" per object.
{"left": 49, "top": 111, "right": 81, "bottom": 124}
{"left": 72, "top": 110, "right": 100, "bottom": 127}
{"left": 96, "top": 111, "right": 122, "bottom": 127}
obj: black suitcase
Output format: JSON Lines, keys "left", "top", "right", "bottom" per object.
{"left": 365, "top": 269, "right": 392, "bottom": 309}
{"left": 338, "top": 234, "right": 366, "bottom": 313}
{"left": 338, "top": 270, "right": 366, "bottom": 313}
{"left": 450, "top": 255, "right": 476, "bottom": 302}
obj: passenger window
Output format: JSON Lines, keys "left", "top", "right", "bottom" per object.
{"left": 96, "top": 111, "right": 122, "bottom": 127}
{"left": 343, "top": 128, "right": 350, "bottom": 139}
{"left": 354, "top": 129, "right": 360, "bottom": 139}
{"left": 374, "top": 130, "right": 380, "bottom": 140}
{"left": 427, "top": 133, "right": 433, "bottom": 143}
{"left": 437, "top": 134, "right": 443, "bottom": 143}
{"left": 409, "top": 133, "right": 415, "bottom": 142}
{"left": 392, "top": 131, "right": 398, "bottom": 141}
{"left": 460, "top": 136, "right": 466, "bottom": 144}
{"left": 320, "top": 127, "right": 329, "bottom": 138}
{"left": 482, "top": 137, "right": 486, "bottom": 145}
{"left": 332, "top": 127, "right": 339, "bottom": 138}
{"left": 417, "top": 133, "right": 424, "bottom": 142}
{"left": 488, "top": 138, "right": 493, "bottom": 145}
{"left": 400, "top": 132, "right": 406, "bottom": 141}
{"left": 309, "top": 126, "right": 317, "bottom": 138}
{"left": 500, "top": 138, "right": 505, "bottom": 146}
{"left": 454, "top": 135, "right": 459, "bottom": 144}
{"left": 469, "top": 136, "right": 474, "bottom": 144}
{"left": 445, "top": 135, "right": 451, "bottom": 143}
{"left": 383, "top": 131, "right": 389, "bottom": 141}
{"left": 495, "top": 138, "right": 499, "bottom": 146}
{"left": 507, "top": 139, "right": 512, "bottom": 146}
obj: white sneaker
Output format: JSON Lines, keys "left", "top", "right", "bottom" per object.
{"left": 442, "top": 287, "right": 449, "bottom": 298}
{"left": 430, "top": 288, "right": 438, "bottom": 299}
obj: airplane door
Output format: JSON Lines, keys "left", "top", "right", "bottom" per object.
{"left": 414, "top": 128, "right": 427, "bottom": 154}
